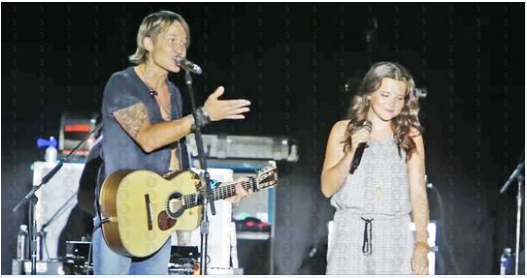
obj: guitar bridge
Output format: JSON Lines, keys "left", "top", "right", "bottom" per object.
{"left": 145, "top": 194, "right": 153, "bottom": 231}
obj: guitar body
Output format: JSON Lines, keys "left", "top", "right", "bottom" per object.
{"left": 99, "top": 170, "right": 203, "bottom": 257}
{"left": 99, "top": 166, "right": 278, "bottom": 258}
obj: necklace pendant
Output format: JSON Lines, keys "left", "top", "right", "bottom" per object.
{"left": 376, "top": 187, "right": 382, "bottom": 200}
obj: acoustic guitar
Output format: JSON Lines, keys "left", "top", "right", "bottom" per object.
{"left": 99, "top": 167, "right": 278, "bottom": 257}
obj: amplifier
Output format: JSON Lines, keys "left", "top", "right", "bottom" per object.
{"left": 12, "top": 260, "right": 65, "bottom": 275}
{"left": 33, "top": 161, "right": 85, "bottom": 260}
{"left": 186, "top": 134, "right": 298, "bottom": 162}
{"left": 64, "top": 241, "right": 93, "bottom": 275}
{"left": 59, "top": 112, "right": 98, "bottom": 156}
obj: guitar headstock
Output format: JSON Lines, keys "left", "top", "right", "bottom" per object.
{"left": 254, "top": 166, "right": 278, "bottom": 191}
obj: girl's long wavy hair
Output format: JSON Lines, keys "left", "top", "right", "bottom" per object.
{"left": 343, "top": 62, "right": 423, "bottom": 159}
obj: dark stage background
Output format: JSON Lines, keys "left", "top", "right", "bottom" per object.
{"left": 2, "top": 3, "right": 524, "bottom": 275}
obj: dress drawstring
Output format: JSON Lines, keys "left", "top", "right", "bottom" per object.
{"left": 361, "top": 217, "right": 374, "bottom": 256}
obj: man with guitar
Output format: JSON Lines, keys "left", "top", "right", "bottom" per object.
{"left": 94, "top": 10, "right": 252, "bottom": 274}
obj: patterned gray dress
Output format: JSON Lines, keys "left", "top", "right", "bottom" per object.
{"left": 326, "top": 137, "right": 414, "bottom": 275}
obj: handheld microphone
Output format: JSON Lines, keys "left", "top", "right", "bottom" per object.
{"left": 174, "top": 56, "right": 202, "bottom": 75}
{"left": 350, "top": 121, "right": 372, "bottom": 174}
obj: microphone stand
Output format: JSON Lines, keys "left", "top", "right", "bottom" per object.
{"left": 12, "top": 123, "right": 102, "bottom": 275}
{"left": 184, "top": 70, "right": 216, "bottom": 275}
{"left": 39, "top": 191, "right": 78, "bottom": 260}
{"left": 500, "top": 157, "right": 525, "bottom": 275}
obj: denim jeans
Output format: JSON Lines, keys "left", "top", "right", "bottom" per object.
{"left": 92, "top": 218, "right": 171, "bottom": 275}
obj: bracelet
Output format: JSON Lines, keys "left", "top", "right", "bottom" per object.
{"left": 190, "top": 107, "right": 211, "bottom": 132}
{"left": 199, "top": 107, "right": 210, "bottom": 122}
{"left": 415, "top": 241, "right": 429, "bottom": 250}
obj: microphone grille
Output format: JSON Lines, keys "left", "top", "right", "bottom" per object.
{"left": 174, "top": 56, "right": 183, "bottom": 66}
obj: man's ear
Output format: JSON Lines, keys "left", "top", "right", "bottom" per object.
{"left": 143, "top": 36, "right": 154, "bottom": 52}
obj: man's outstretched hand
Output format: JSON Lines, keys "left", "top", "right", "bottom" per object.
{"left": 203, "top": 86, "right": 251, "bottom": 121}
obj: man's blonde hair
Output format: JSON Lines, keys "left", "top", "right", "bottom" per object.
{"left": 129, "top": 10, "right": 190, "bottom": 65}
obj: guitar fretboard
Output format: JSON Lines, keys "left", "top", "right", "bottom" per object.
{"left": 183, "top": 178, "right": 255, "bottom": 209}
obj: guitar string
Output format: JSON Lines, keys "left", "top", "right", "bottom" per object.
{"left": 148, "top": 174, "right": 274, "bottom": 209}
{"left": 146, "top": 180, "right": 257, "bottom": 209}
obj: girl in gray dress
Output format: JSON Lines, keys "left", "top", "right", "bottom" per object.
{"left": 321, "top": 62, "right": 430, "bottom": 274}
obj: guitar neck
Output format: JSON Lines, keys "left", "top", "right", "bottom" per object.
{"left": 184, "top": 178, "right": 255, "bottom": 208}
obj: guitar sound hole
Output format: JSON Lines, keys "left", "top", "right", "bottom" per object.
{"left": 166, "top": 192, "right": 185, "bottom": 219}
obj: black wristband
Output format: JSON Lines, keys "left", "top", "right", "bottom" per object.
{"left": 191, "top": 107, "right": 210, "bottom": 132}
{"left": 197, "top": 107, "right": 211, "bottom": 125}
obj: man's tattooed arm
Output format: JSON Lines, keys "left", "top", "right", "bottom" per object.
{"left": 113, "top": 102, "right": 150, "bottom": 141}
{"left": 113, "top": 102, "right": 194, "bottom": 152}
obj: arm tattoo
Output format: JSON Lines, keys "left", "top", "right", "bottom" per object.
{"left": 113, "top": 102, "right": 149, "bottom": 139}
